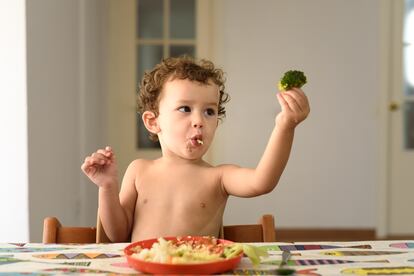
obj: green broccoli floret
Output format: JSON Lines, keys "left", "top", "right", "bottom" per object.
{"left": 278, "top": 70, "right": 307, "bottom": 91}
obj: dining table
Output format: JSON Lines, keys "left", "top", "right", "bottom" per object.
{"left": 1, "top": 240, "right": 414, "bottom": 275}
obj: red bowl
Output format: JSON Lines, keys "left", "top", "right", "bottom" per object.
{"left": 124, "top": 236, "right": 243, "bottom": 275}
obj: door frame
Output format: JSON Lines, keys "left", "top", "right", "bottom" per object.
{"left": 378, "top": 0, "right": 408, "bottom": 238}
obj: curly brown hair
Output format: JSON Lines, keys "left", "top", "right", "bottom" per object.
{"left": 138, "top": 56, "right": 230, "bottom": 141}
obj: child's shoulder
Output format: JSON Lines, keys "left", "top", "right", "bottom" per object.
{"left": 127, "top": 158, "right": 157, "bottom": 171}
{"left": 215, "top": 163, "right": 240, "bottom": 170}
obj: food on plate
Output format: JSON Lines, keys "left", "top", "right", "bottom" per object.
{"left": 278, "top": 70, "right": 307, "bottom": 91}
{"left": 241, "top": 242, "right": 269, "bottom": 266}
{"left": 130, "top": 236, "right": 268, "bottom": 266}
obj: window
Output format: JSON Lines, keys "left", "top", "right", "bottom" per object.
{"left": 136, "top": 0, "right": 196, "bottom": 149}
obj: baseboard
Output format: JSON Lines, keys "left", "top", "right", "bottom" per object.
{"left": 385, "top": 235, "right": 414, "bottom": 240}
{"left": 276, "top": 228, "right": 377, "bottom": 242}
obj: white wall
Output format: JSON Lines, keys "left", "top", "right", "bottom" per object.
{"left": 26, "top": 0, "right": 105, "bottom": 242}
{"left": 211, "top": 0, "right": 379, "bottom": 228}
{"left": 0, "top": 0, "right": 29, "bottom": 242}
{"left": 1, "top": 0, "right": 384, "bottom": 242}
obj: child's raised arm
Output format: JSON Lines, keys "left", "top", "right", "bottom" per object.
{"left": 220, "top": 88, "right": 310, "bottom": 197}
{"left": 81, "top": 147, "right": 137, "bottom": 242}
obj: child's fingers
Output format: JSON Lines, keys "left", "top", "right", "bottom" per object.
{"left": 279, "top": 92, "right": 302, "bottom": 113}
{"left": 91, "top": 152, "right": 109, "bottom": 164}
{"left": 97, "top": 148, "right": 112, "bottom": 158}
{"left": 292, "top": 87, "right": 306, "bottom": 96}
{"left": 293, "top": 88, "right": 309, "bottom": 110}
{"left": 81, "top": 146, "right": 114, "bottom": 174}
{"left": 277, "top": 93, "right": 291, "bottom": 112}
{"left": 81, "top": 159, "right": 96, "bottom": 174}
{"left": 81, "top": 162, "right": 88, "bottom": 172}
{"left": 284, "top": 89, "right": 309, "bottom": 110}
{"left": 83, "top": 154, "right": 108, "bottom": 169}
{"left": 83, "top": 156, "right": 97, "bottom": 168}
{"left": 82, "top": 165, "right": 96, "bottom": 175}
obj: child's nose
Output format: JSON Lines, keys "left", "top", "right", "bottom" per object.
{"left": 192, "top": 114, "right": 203, "bottom": 128}
{"left": 192, "top": 121, "right": 203, "bottom": 128}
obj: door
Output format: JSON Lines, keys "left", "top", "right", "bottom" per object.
{"left": 388, "top": 0, "right": 414, "bottom": 237}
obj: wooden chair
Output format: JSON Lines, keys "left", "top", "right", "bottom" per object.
{"left": 96, "top": 214, "right": 276, "bottom": 243}
{"left": 43, "top": 214, "right": 276, "bottom": 243}
{"left": 43, "top": 212, "right": 110, "bottom": 243}
{"left": 42, "top": 217, "right": 97, "bottom": 243}
{"left": 221, "top": 214, "right": 276, "bottom": 242}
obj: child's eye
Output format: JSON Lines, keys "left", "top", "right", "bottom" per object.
{"left": 205, "top": 108, "right": 216, "bottom": 116}
{"left": 178, "top": 106, "right": 191, "bottom": 113}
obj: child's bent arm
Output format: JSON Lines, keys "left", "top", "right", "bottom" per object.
{"left": 220, "top": 125, "right": 294, "bottom": 197}
{"left": 99, "top": 160, "right": 138, "bottom": 242}
{"left": 221, "top": 88, "right": 309, "bottom": 197}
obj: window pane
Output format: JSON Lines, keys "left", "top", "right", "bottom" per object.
{"left": 138, "top": 0, "right": 163, "bottom": 39}
{"left": 404, "top": 102, "right": 414, "bottom": 149}
{"left": 404, "top": 45, "right": 414, "bottom": 95}
{"left": 137, "top": 45, "right": 163, "bottom": 149}
{"left": 404, "top": 0, "right": 414, "bottom": 43}
{"left": 170, "top": 45, "right": 195, "bottom": 58}
{"left": 137, "top": 45, "right": 163, "bottom": 85}
{"left": 170, "top": 0, "right": 195, "bottom": 39}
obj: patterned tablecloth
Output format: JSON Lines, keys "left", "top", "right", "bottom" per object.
{"left": 1, "top": 240, "right": 414, "bottom": 275}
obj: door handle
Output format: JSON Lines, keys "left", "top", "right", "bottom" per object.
{"left": 389, "top": 101, "right": 400, "bottom": 111}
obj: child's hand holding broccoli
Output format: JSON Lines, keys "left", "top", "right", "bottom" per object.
{"left": 275, "top": 70, "right": 309, "bottom": 128}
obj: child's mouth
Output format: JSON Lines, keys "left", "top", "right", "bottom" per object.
{"left": 189, "top": 135, "right": 203, "bottom": 147}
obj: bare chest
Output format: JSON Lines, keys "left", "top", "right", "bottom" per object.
{"left": 135, "top": 167, "right": 226, "bottom": 212}
{"left": 130, "top": 163, "right": 228, "bottom": 240}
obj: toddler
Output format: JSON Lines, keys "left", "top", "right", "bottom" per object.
{"left": 81, "top": 56, "right": 310, "bottom": 242}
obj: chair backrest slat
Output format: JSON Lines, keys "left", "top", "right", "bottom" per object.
{"left": 223, "top": 224, "right": 264, "bottom": 242}
{"left": 261, "top": 214, "right": 276, "bottom": 242}
{"left": 222, "top": 214, "right": 276, "bottom": 242}
{"left": 43, "top": 214, "right": 276, "bottom": 243}
{"left": 43, "top": 217, "right": 96, "bottom": 244}
{"left": 57, "top": 227, "right": 96, "bottom": 244}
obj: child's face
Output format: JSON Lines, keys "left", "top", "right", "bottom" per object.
{"left": 156, "top": 78, "right": 220, "bottom": 160}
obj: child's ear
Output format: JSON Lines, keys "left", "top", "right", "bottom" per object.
{"left": 142, "top": 111, "right": 160, "bottom": 135}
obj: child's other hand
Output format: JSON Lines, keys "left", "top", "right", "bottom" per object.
{"left": 276, "top": 88, "right": 310, "bottom": 129}
{"left": 81, "top": 146, "right": 118, "bottom": 190}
